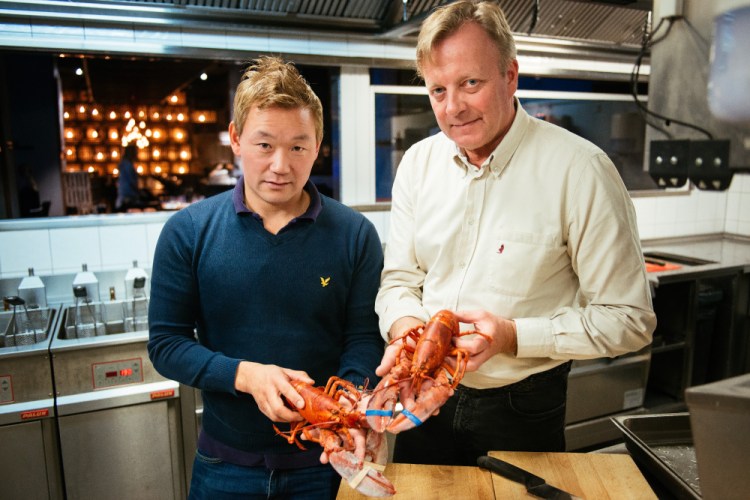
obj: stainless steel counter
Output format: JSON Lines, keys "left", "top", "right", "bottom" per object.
{"left": 642, "top": 234, "right": 750, "bottom": 283}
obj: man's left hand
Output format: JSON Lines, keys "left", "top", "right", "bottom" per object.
{"left": 452, "top": 309, "right": 517, "bottom": 371}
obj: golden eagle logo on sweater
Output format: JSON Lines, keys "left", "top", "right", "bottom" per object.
{"left": 320, "top": 277, "right": 331, "bottom": 287}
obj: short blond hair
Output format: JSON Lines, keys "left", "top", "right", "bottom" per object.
{"left": 416, "top": 1, "right": 517, "bottom": 77}
{"left": 232, "top": 56, "right": 323, "bottom": 142}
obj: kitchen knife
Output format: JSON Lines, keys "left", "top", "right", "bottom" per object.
{"left": 477, "top": 455, "right": 581, "bottom": 499}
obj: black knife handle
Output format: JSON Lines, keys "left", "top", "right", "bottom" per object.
{"left": 477, "top": 455, "right": 544, "bottom": 488}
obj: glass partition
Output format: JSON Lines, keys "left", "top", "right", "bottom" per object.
{"left": 372, "top": 72, "right": 665, "bottom": 202}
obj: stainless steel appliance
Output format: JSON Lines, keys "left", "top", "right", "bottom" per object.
{"left": 0, "top": 305, "right": 64, "bottom": 500}
{"left": 179, "top": 383, "right": 202, "bottom": 482}
{"left": 50, "top": 299, "right": 187, "bottom": 500}
{"left": 565, "top": 346, "right": 652, "bottom": 450}
{"left": 685, "top": 374, "right": 750, "bottom": 500}
{"left": 612, "top": 412, "right": 700, "bottom": 499}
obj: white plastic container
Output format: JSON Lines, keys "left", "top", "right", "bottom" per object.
{"left": 18, "top": 267, "right": 47, "bottom": 309}
{"left": 124, "top": 260, "right": 149, "bottom": 300}
{"left": 72, "top": 263, "right": 100, "bottom": 303}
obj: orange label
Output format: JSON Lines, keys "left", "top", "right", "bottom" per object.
{"left": 21, "top": 408, "right": 49, "bottom": 420}
{"left": 150, "top": 389, "right": 175, "bottom": 400}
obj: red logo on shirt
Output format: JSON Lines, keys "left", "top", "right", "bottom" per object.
{"left": 497, "top": 244, "right": 505, "bottom": 254}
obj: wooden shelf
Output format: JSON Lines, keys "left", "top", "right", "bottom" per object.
{"left": 62, "top": 100, "right": 195, "bottom": 176}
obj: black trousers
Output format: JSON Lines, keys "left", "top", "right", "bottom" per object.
{"left": 392, "top": 361, "right": 572, "bottom": 466}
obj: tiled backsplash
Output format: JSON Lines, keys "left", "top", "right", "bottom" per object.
{"left": 2, "top": 174, "right": 749, "bottom": 291}
{"left": 0, "top": 221, "right": 165, "bottom": 279}
{"left": 362, "top": 173, "right": 750, "bottom": 244}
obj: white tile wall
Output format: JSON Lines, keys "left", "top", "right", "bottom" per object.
{"left": 49, "top": 226, "right": 101, "bottom": 274}
{"left": 632, "top": 180, "right": 742, "bottom": 241}
{"left": 0, "top": 229, "right": 53, "bottom": 276}
{"left": 362, "top": 211, "right": 390, "bottom": 245}
{"left": 0, "top": 216, "right": 171, "bottom": 279}
{"left": 364, "top": 182, "right": 748, "bottom": 244}
{"left": 146, "top": 222, "right": 167, "bottom": 268}
{"left": 725, "top": 173, "right": 750, "bottom": 236}
{"left": 356, "top": 179, "right": 749, "bottom": 244}
{"left": 1, "top": 178, "right": 749, "bottom": 280}
{"left": 99, "top": 224, "right": 149, "bottom": 271}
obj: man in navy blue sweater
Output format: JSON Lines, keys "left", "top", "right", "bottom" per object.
{"left": 148, "top": 56, "right": 384, "bottom": 499}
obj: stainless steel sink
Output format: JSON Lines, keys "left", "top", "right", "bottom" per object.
{"left": 0, "top": 307, "right": 55, "bottom": 348}
{"left": 59, "top": 299, "right": 148, "bottom": 340}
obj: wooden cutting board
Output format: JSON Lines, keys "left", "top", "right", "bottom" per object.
{"left": 336, "top": 463, "right": 493, "bottom": 499}
{"left": 487, "top": 451, "right": 656, "bottom": 500}
{"left": 336, "top": 452, "right": 655, "bottom": 499}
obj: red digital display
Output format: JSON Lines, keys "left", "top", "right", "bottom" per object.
{"left": 92, "top": 358, "right": 143, "bottom": 390}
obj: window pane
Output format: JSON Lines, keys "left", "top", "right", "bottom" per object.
{"left": 374, "top": 93, "right": 437, "bottom": 201}
{"left": 520, "top": 98, "right": 656, "bottom": 190}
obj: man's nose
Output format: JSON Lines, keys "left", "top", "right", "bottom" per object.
{"left": 445, "top": 90, "right": 465, "bottom": 115}
{"left": 269, "top": 151, "right": 291, "bottom": 173}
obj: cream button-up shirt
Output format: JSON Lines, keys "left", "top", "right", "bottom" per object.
{"left": 375, "top": 100, "right": 656, "bottom": 389}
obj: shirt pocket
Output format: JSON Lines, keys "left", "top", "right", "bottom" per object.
{"left": 485, "top": 230, "right": 566, "bottom": 298}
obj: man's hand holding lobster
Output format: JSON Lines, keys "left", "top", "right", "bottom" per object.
{"left": 366, "top": 309, "right": 503, "bottom": 433}
{"left": 235, "top": 360, "right": 314, "bottom": 423}
{"left": 272, "top": 376, "right": 396, "bottom": 497}
{"left": 450, "top": 309, "right": 518, "bottom": 371}
{"left": 374, "top": 315, "right": 423, "bottom": 377}
{"left": 317, "top": 390, "right": 372, "bottom": 466}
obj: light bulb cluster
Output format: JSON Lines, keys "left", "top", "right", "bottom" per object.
{"left": 122, "top": 118, "right": 150, "bottom": 149}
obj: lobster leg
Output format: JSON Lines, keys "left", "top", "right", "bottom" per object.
{"left": 272, "top": 421, "right": 310, "bottom": 450}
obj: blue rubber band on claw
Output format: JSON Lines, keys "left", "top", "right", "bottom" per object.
{"left": 365, "top": 409, "right": 393, "bottom": 417}
{"left": 401, "top": 408, "right": 423, "bottom": 427}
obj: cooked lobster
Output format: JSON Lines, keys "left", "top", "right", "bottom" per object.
{"left": 366, "top": 309, "right": 491, "bottom": 433}
{"left": 273, "top": 376, "right": 396, "bottom": 497}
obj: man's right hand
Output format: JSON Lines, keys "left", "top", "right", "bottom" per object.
{"left": 375, "top": 316, "right": 423, "bottom": 377}
{"left": 234, "top": 361, "right": 314, "bottom": 422}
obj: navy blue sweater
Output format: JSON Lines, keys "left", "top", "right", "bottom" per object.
{"left": 148, "top": 182, "right": 384, "bottom": 453}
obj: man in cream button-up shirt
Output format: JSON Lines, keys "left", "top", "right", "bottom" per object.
{"left": 374, "top": 0, "right": 656, "bottom": 467}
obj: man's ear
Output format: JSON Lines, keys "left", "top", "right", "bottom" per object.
{"left": 228, "top": 121, "right": 241, "bottom": 154}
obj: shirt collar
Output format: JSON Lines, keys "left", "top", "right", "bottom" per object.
{"left": 233, "top": 176, "right": 322, "bottom": 221}
{"left": 452, "top": 97, "right": 530, "bottom": 178}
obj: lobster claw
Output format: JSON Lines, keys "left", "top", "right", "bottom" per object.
{"left": 386, "top": 370, "right": 454, "bottom": 434}
{"left": 328, "top": 430, "right": 395, "bottom": 497}
{"left": 365, "top": 361, "right": 410, "bottom": 432}
{"left": 364, "top": 380, "right": 398, "bottom": 432}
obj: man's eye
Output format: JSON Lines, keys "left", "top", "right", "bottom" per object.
{"left": 466, "top": 79, "right": 478, "bottom": 87}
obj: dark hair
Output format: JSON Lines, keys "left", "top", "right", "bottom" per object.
{"left": 123, "top": 144, "right": 138, "bottom": 160}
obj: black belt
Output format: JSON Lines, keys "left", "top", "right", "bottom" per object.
{"left": 457, "top": 361, "right": 572, "bottom": 397}
{"left": 197, "top": 430, "right": 323, "bottom": 470}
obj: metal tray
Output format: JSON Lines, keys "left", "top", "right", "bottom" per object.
{"left": 611, "top": 413, "right": 701, "bottom": 500}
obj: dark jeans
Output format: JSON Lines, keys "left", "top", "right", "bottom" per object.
{"left": 189, "top": 449, "right": 340, "bottom": 500}
{"left": 393, "top": 361, "right": 572, "bottom": 466}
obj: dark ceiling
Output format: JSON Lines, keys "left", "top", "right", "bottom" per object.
{"left": 49, "top": 0, "right": 653, "bottom": 107}
{"left": 57, "top": 55, "right": 239, "bottom": 107}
